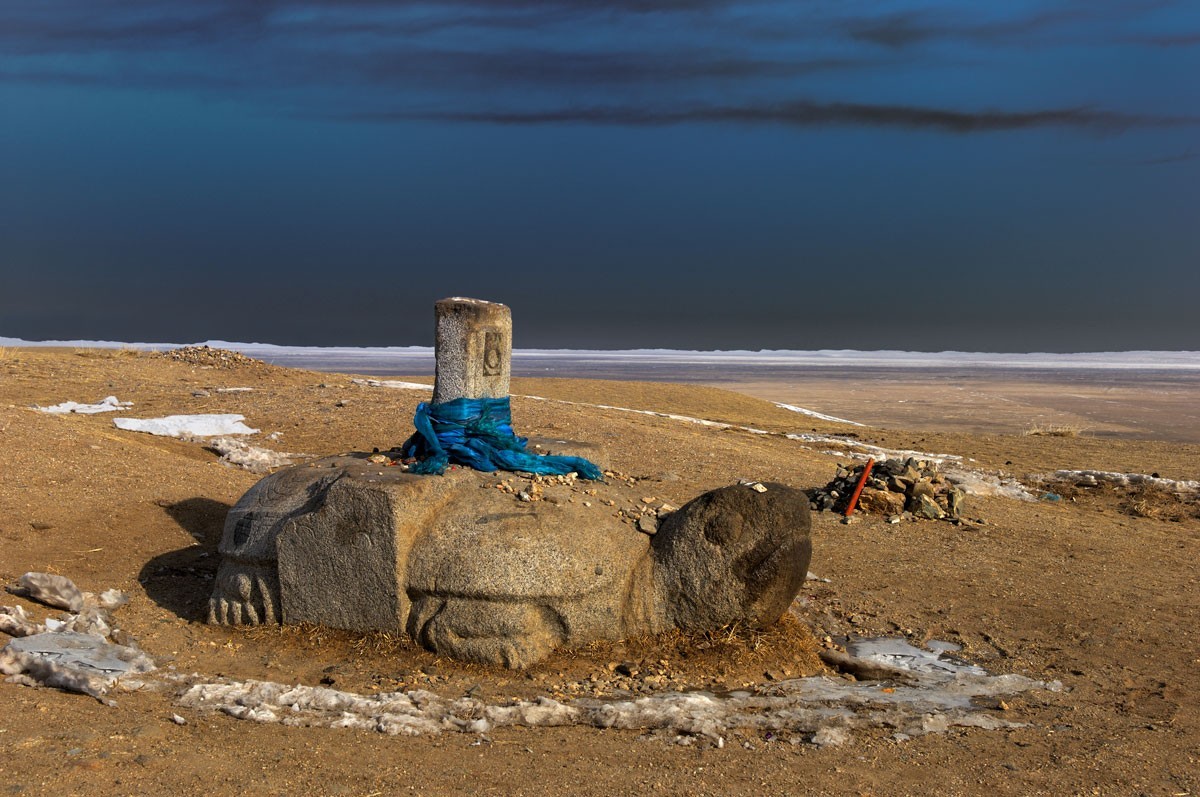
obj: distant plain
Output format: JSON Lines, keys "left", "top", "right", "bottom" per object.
{"left": 340, "top": 358, "right": 1200, "bottom": 445}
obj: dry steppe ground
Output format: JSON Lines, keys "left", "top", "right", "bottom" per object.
{"left": 0, "top": 348, "right": 1196, "bottom": 796}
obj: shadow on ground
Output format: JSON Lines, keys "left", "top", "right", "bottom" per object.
{"left": 139, "top": 497, "right": 231, "bottom": 621}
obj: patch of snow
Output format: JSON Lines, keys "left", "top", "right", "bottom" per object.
{"left": 114, "top": 414, "right": 258, "bottom": 437}
{"left": 214, "top": 387, "right": 254, "bottom": 393}
{"left": 352, "top": 378, "right": 433, "bottom": 391}
{"left": 775, "top": 403, "right": 865, "bottom": 427}
{"left": 8, "top": 572, "right": 84, "bottom": 611}
{"left": 846, "top": 637, "right": 986, "bottom": 678}
{"left": 0, "top": 605, "right": 43, "bottom": 638}
{"left": 191, "top": 435, "right": 306, "bottom": 474}
{"left": 35, "top": 396, "right": 131, "bottom": 415}
{"left": 1, "top": 574, "right": 150, "bottom": 698}
{"left": 1, "top": 632, "right": 155, "bottom": 698}
{"left": 944, "top": 468, "right": 1036, "bottom": 501}
{"left": 1043, "top": 469, "right": 1200, "bottom": 493}
{"left": 784, "top": 433, "right": 963, "bottom": 465}
{"left": 178, "top": 646, "right": 1055, "bottom": 746}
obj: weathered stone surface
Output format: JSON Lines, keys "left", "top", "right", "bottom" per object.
{"left": 857, "top": 487, "right": 906, "bottom": 516}
{"left": 946, "top": 486, "right": 966, "bottom": 518}
{"left": 431, "top": 297, "right": 511, "bottom": 404}
{"left": 652, "top": 482, "right": 812, "bottom": 633}
{"left": 209, "top": 461, "right": 812, "bottom": 668}
{"left": 913, "top": 494, "right": 947, "bottom": 520}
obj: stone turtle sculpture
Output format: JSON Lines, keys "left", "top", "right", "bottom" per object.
{"left": 209, "top": 455, "right": 812, "bottom": 668}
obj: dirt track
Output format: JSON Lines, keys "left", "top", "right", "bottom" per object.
{"left": 1, "top": 348, "right": 1196, "bottom": 796}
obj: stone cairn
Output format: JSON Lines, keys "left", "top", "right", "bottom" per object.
{"left": 810, "top": 457, "right": 965, "bottom": 521}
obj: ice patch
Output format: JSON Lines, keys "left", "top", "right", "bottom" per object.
{"left": 114, "top": 414, "right": 258, "bottom": 437}
{"left": 35, "top": 396, "right": 131, "bottom": 415}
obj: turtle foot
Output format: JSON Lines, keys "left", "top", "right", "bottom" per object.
{"left": 208, "top": 562, "right": 280, "bottom": 625}
{"left": 408, "top": 596, "right": 563, "bottom": 669}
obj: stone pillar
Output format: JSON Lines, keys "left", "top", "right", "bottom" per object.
{"left": 432, "top": 297, "right": 512, "bottom": 404}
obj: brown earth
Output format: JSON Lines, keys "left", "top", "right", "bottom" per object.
{"left": 0, "top": 347, "right": 1197, "bottom": 796}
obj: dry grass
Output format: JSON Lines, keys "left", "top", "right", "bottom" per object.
{"left": 0, "top": 346, "right": 10, "bottom": 361}
{"left": 72, "top": 346, "right": 141, "bottom": 359}
{"left": 1023, "top": 423, "right": 1085, "bottom": 438}
{"left": 1122, "top": 484, "right": 1200, "bottom": 522}
{"left": 1041, "top": 476, "right": 1199, "bottom": 522}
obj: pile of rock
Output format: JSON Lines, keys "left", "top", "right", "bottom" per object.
{"left": 160, "top": 345, "right": 265, "bottom": 369}
{"left": 810, "top": 457, "right": 965, "bottom": 521}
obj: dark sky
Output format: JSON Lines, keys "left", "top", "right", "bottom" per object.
{"left": 1, "top": 0, "right": 1198, "bottom": 351}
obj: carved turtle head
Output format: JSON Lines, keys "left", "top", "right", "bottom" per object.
{"left": 650, "top": 483, "right": 812, "bottom": 632}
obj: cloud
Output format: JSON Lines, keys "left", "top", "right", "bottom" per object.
{"left": 840, "top": 1, "right": 1191, "bottom": 49}
{"left": 346, "top": 100, "right": 1194, "bottom": 133}
{"left": 843, "top": 8, "right": 1089, "bottom": 48}
{"left": 1124, "top": 31, "right": 1200, "bottom": 47}
{"left": 2, "top": 0, "right": 1193, "bottom": 137}
{"left": 1139, "top": 149, "right": 1199, "bottom": 165}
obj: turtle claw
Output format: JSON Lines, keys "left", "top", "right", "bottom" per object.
{"left": 409, "top": 596, "right": 562, "bottom": 669}
{"left": 208, "top": 563, "right": 279, "bottom": 626}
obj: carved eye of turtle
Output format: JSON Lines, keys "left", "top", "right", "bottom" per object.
{"left": 232, "top": 512, "right": 256, "bottom": 547}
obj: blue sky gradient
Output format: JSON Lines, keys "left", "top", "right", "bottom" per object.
{"left": 1, "top": 0, "right": 1197, "bottom": 350}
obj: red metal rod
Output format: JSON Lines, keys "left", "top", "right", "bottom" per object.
{"left": 843, "top": 458, "right": 876, "bottom": 517}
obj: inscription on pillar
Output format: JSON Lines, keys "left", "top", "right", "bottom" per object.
{"left": 482, "top": 331, "right": 504, "bottom": 376}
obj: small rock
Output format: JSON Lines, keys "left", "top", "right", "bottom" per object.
{"left": 191, "top": 390, "right": 210, "bottom": 398}
{"left": 913, "top": 494, "right": 946, "bottom": 520}
{"left": 857, "top": 487, "right": 905, "bottom": 515}
{"left": 517, "top": 491, "right": 533, "bottom": 502}
{"left": 170, "top": 714, "right": 187, "bottom": 726}
{"left": 637, "top": 515, "right": 658, "bottom": 535}
{"left": 946, "top": 487, "right": 965, "bottom": 518}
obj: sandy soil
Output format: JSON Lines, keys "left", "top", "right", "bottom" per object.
{"left": 0, "top": 348, "right": 1197, "bottom": 796}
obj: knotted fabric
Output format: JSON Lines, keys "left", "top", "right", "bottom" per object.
{"left": 403, "top": 397, "right": 602, "bottom": 479}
